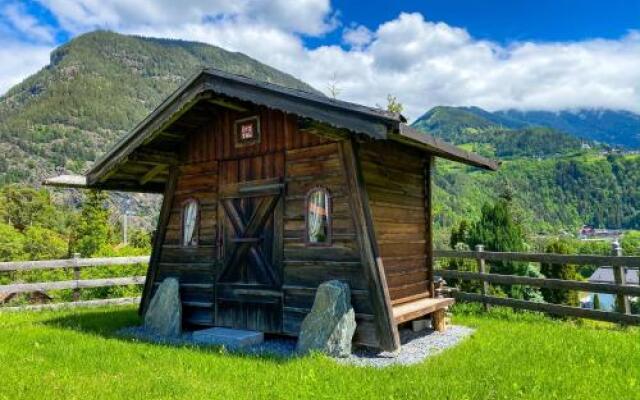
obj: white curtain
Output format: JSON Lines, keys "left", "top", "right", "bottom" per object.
{"left": 183, "top": 200, "right": 198, "bottom": 246}
{"left": 308, "top": 190, "right": 327, "bottom": 243}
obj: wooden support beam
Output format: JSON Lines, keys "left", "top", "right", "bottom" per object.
{"left": 424, "top": 155, "right": 435, "bottom": 298}
{"left": 432, "top": 309, "right": 446, "bottom": 332}
{"left": 131, "top": 149, "right": 178, "bottom": 165}
{"left": 139, "top": 164, "right": 167, "bottom": 185}
{"left": 208, "top": 97, "right": 247, "bottom": 112}
{"left": 298, "top": 118, "right": 352, "bottom": 141}
{"left": 139, "top": 167, "right": 179, "bottom": 316}
{"left": 339, "top": 139, "right": 400, "bottom": 351}
{"left": 158, "top": 131, "right": 183, "bottom": 140}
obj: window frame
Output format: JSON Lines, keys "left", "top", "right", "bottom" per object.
{"left": 180, "top": 198, "right": 200, "bottom": 247}
{"left": 304, "top": 187, "right": 332, "bottom": 247}
{"left": 234, "top": 115, "right": 261, "bottom": 148}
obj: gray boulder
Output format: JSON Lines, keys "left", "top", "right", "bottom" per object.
{"left": 297, "top": 280, "right": 357, "bottom": 357}
{"left": 144, "top": 277, "right": 181, "bottom": 337}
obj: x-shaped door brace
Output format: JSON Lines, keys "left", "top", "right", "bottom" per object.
{"left": 218, "top": 194, "right": 280, "bottom": 286}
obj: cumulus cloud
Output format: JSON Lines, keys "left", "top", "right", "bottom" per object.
{"left": 342, "top": 24, "right": 373, "bottom": 49}
{"left": 2, "top": 2, "right": 56, "bottom": 43}
{"left": 36, "top": 0, "right": 337, "bottom": 36}
{"left": 0, "top": 43, "right": 52, "bottom": 94}
{"left": 2, "top": 4, "right": 640, "bottom": 120}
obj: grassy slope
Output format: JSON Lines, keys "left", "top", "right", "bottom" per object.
{"left": 0, "top": 306, "right": 638, "bottom": 399}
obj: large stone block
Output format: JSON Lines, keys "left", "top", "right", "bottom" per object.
{"left": 144, "top": 277, "right": 181, "bottom": 337}
{"left": 297, "top": 280, "right": 357, "bottom": 357}
{"left": 192, "top": 327, "right": 264, "bottom": 348}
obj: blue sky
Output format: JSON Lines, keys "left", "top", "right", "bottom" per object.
{"left": 1, "top": 0, "right": 640, "bottom": 118}
{"left": 325, "top": 0, "right": 639, "bottom": 45}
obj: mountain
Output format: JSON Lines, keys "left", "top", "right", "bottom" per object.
{"left": 494, "top": 109, "right": 640, "bottom": 148}
{"left": 413, "top": 106, "right": 640, "bottom": 148}
{"left": 412, "top": 106, "right": 640, "bottom": 243}
{"left": 412, "top": 106, "right": 587, "bottom": 158}
{"left": 0, "top": 30, "right": 317, "bottom": 185}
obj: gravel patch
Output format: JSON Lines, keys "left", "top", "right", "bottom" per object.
{"left": 117, "top": 325, "right": 473, "bottom": 366}
{"left": 338, "top": 325, "right": 474, "bottom": 367}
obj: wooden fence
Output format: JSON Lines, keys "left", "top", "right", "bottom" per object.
{"left": 434, "top": 243, "right": 640, "bottom": 325}
{"left": 0, "top": 254, "right": 149, "bottom": 311}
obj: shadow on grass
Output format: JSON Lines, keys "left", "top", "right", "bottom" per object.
{"left": 41, "top": 308, "right": 300, "bottom": 365}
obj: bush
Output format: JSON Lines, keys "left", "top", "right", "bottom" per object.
{"left": 540, "top": 239, "right": 581, "bottom": 306}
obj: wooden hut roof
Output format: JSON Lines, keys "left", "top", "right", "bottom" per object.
{"left": 44, "top": 68, "right": 499, "bottom": 192}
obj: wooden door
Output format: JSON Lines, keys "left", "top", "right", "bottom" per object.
{"left": 216, "top": 175, "right": 284, "bottom": 333}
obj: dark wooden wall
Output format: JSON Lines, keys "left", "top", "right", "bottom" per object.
{"left": 360, "top": 141, "right": 432, "bottom": 305}
{"left": 148, "top": 103, "right": 381, "bottom": 346}
{"left": 282, "top": 142, "right": 378, "bottom": 347}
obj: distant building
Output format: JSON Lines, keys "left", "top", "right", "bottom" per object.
{"left": 579, "top": 225, "right": 622, "bottom": 240}
{"left": 582, "top": 267, "right": 639, "bottom": 311}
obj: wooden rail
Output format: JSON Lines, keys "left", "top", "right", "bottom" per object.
{"left": 0, "top": 254, "right": 149, "bottom": 310}
{"left": 434, "top": 243, "right": 639, "bottom": 324}
{"left": 0, "top": 256, "right": 150, "bottom": 272}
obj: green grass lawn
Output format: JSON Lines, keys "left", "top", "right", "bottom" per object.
{"left": 0, "top": 305, "right": 638, "bottom": 400}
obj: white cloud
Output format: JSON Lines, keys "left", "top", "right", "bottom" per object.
{"left": 2, "top": 2, "right": 56, "bottom": 43}
{"left": 2, "top": 5, "right": 640, "bottom": 120}
{"left": 342, "top": 24, "right": 373, "bottom": 48}
{"left": 36, "top": 0, "right": 336, "bottom": 36}
{"left": 0, "top": 43, "right": 52, "bottom": 94}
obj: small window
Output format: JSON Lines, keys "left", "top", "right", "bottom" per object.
{"left": 306, "top": 188, "right": 331, "bottom": 245}
{"left": 182, "top": 199, "right": 199, "bottom": 246}
{"left": 234, "top": 116, "right": 261, "bottom": 148}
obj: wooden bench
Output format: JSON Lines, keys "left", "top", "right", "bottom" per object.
{"left": 392, "top": 296, "right": 454, "bottom": 331}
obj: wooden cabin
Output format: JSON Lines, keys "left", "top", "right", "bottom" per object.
{"left": 46, "top": 69, "right": 498, "bottom": 351}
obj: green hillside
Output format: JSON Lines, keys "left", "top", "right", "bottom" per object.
{"left": 413, "top": 106, "right": 588, "bottom": 158}
{"left": 414, "top": 105, "right": 640, "bottom": 149}
{"left": 413, "top": 106, "right": 640, "bottom": 244}
{"left": 0, "top": 31, "right": 316, "bottom": 185}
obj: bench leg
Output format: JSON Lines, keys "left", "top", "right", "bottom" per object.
{"left": 432, "top": 309, "right": 446, "bottom": 332}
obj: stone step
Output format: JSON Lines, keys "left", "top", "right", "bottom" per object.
{"left": 191, "top": 327, "right": 264, "bottom": 348}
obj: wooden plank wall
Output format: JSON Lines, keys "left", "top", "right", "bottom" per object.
{"left": 153, "top": 161, "right": 219, "bottom": 326}
{"left": 360, "top": 141, "right": 431, "bottom": 304}
{"left": 185, "top": 107, "right": 327, "bottom": 163}
{"left": 282, "top": 142, "right": 379, "bottom": 347}
{"left": 150, "top": 103, "right": 380, "bottom": 345}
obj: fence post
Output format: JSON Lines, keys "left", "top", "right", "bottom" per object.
{"left": 475, "top": 244, "right": 489, "bottom": 311}
{"left": 72, "top": 252, "right": 81, "bottom": 302}
{"left": 611, "top": 241, "right": 631, "bottom": 315}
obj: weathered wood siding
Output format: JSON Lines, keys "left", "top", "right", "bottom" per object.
{"left": 149, "top": 103, "right": 379, "bottom": 345}
{"left": 155, "top": 162, "right": 219, "bottom": 326}
{"left": 360, "top": 141, "right": 431, "bottom": 304}
{"left": 185, "top": 108, "right": 328, "bottom": 163}
{"left": 282, "top": 142, "right": 379, "bottom": 347}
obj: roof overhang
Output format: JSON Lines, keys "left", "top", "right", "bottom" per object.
{"left": 44, "top": 68, "right": 499, "bottom": 192}
{"left": 395, "top": 124, "right": 500, "bottom": 171}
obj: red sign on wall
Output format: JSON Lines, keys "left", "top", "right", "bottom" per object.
{"left": 234, "top": 116, "right": 261, "bottom": 147}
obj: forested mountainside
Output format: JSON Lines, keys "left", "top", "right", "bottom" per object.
{"left": 0, "top": 30, "right": 316, "bottom": 185}
{"left": 412, "top": 106, "right": 640, "bottom": 243}
{"left": 414, "top": 106, "right": 640, "bottom": 149}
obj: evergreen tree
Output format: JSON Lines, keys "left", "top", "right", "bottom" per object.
{"left": 540, "top": 239, "right": 581, "bottom": 306}
{"left": 72, "top": 190, "right": 111, "bottom": 257}
{"left": 449, "top": 219, "right": 470, "bottom": 249}
{"left": 593, "top": 294, "right": 601, "bottom": 310}
{"left": 467, "top": 197, "right": 526, "bottom": 275}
